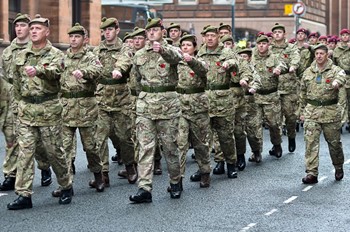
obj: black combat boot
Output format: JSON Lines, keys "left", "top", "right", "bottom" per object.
{"left": 52, "top": 187, "right": 75, "bottom": 198}
{"left": 237, "top": 154, "right": 246, "bottom": 171}
{"left": 213, "top": 161, "right": 225, "bottom": 175}
{"left": 190, "top": 170, "right": 201, "bottom": 182}
{"left": 71, "top": 158, "right": 76, "bottom": 175}
{"left": 41, "top": 168, "right": 52, "bottom": 187}
{"left": 227, "top": 163, "right": 238, "bottom": 179}
{"left": 288, "top": 137, "right": 296, "bottom": 152}
{"left": 0, "top": 176, "right": 15, "bottom": 191}
{"left": 199, "top": 173, "right": 210, "bottom": 188}
{"left": 269, "top": 144, "right": 283, "bottom": 158}
{"left": 126, "top": 164, "right": 138, "bottom": 184}
{"left": 7, "top": 196, "right": 33, "bottom": 210}
{"left": 253, "top": 151, "right": 262, "bottom": 163}
{"left": 129, "top": 188, "right": 152, "bottom": 203}
{"left": 169, "top": 182, "right": 182, "bottom": 199}
{"left": 93, "top": 172, "right": 105, "bottom": 192}
{"left": 153, "top": 160, "right": 162, "bottom": 175}
{"left": 59, "top": 187, "right": 73, "bottom": 205}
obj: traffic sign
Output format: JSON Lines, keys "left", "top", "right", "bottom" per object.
{"left": 293, "top": 2, "right": 306, "bottom": 15}
{"left": 284, "top": 4, "right": 293, "bottom": 15}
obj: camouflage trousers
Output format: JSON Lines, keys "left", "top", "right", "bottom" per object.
{"left": 178, "top": 114, "right": 211, "bottom": 177}
{"left": 136, "top": 116, "right": 181, "bottom": 192}
{"left": 250, "top": 102, "right": 282, "bottom": 152}
{"left": 62, "top": 126, "right": 102, "bottom": 176}
{"left": 211, "top": 115, "right": 237, "bottom": 164}
{"left": 280, "top": 93, "right": 298, "bottom": 138}
{"left": 245, "top": 95, "right": 263, "bottom": 153}
{"left": 1, "top": 99, "right": 18, "bottom": 178}
{"left": 346, "top": 88, "right": 350, "bottom": 123}
{"left": 304, "top": 120, "right": 344, "bottom": 177}
{"left": 95, "top": 109, "right": 135, "bottom": 173}
{"left": 15, "top": 124, "right": 72, "bottom": 197}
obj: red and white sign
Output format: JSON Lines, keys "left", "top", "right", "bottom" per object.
{"left": 293, "top": 2, "right": 306, "bottom": 15}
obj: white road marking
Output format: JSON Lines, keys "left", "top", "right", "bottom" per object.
{"left": 239, "top": 223, "right": 257, "bottom": 232}
{"left": 344, "top": 159, "right": 350, "bottom": 164}
{"left": 0, "top": 193, "right": 8, "bottom": 197}
{"left": 264, "top": 208, "right": 278, "bottom": 216}
{"left": 319, "top": 176, "right": 327, "bottom": 182}
{"left": 283, "top": 196, "right": 298, "bottom": 204}
{"left": 302, "top": 186, "right": 313, "bottom": 192}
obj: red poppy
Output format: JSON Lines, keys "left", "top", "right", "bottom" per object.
{"left": 43, "top": 63, "right": 48, "bottom": 68}
{"left": 325, "top": 79, "right": 331, "bottom": 83}
{"left": 159, "top": 63, "right": 166, "bottom": 68}
{"left": 189, "top": 71, "right": 195, "bottom": 77}
{"left": 284, "top": 54, "right": 289, "bottom": 58}
{"left": 232, "top": 71, "right": 237, "bottom": 76}
{"left": 216, "top": 61, "right": 221, "bottom": 67}
{"left": 268, "top": 67, "right": 273, "bottom": 73}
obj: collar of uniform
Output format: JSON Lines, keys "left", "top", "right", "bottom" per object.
{"left": 66, "top": 47, "right": 86, "bottom": 58}
{"left": 197, "top": 42, "right": 224, "bottom": 56}
{"left": 10, "top": 38, "right": 30, "bottom": 51}
{"left": 310, "top": 59, "right": 333, "bottom": 73}
{"left": 99, "top": 37, "right": 123, "bottom": 51}
{"left": 271, "top": 39, "right": 288, "bottom": 48}
{"left": 28, "top": 40, "right": 53, "bottom": 55}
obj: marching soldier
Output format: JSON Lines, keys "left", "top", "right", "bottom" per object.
{"left": 167, "top": 22, "right": 182, "bottom": 47}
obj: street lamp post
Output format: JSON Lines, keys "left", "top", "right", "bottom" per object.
{"left": 231, "top": 0, "right": 235, "bottom": 40}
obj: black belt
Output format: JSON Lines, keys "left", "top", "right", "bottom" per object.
{"left": 230, "top": 82, "right": 241, "bottom": 88}
{"left": 98, "top": 78, "right": 127, "bottom": 85}
{"left": 245, "top": 91, "right": 253, "bottom": 96}
{"left": 306, "top": 98, "right": 338, "bottom": 106}
{"left": 142, "top": 85, "right": 176, "bottom": 93}
{"left": 206, "top": 83, "right": 230, "bottom": 90}
{"left": 130, "top": 89, "right": 138, "bottom": 96}
{"left": 256, "top": 88, "right": 278, "bottom": 95}
{"left": 8, "top": 79, "right": 13, "bottom": 84}
{"left": 22, "top": 94, "right": 58, "bottom": 104}
{"left": 176, "top": 87, "right": 205, "bottom": 94}
{"left": 61, "top": 91, "right": 95, "bottom": 98}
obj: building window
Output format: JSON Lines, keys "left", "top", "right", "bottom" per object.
{"left": 178, "top": 0, "right": 198, "bottom": 5}
{"left": 247, "top": 0, "right": 267, "bottom": 4}
{"left": 213, "top": 0, "right": 231, "bottom": 4}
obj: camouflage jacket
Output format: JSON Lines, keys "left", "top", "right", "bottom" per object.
{"left": 1, "top": 39, "right": 30, "bottom": 101}
{"left": 250, "top": 50, "right": 287, "bottom": 104}
{"left": 133, "top": 39, "right": 182, "bottom": 120}
{"left": 197, "top": 43, "right": 238, "bottom": 117}
{"left": 270, "top": 40, "right": 300, "bottom": 94}
{"left": 298, "top": 46, "right": 315, "bottom": 78}
{"left": 60, "top": 47, "right": 102, "bottom": 127}
{"left": 333, "top": 44, "right": 350, "bottom": 88}
{"left": 13, "top": 40, "right": 64, "bottom": 126}
{"left": 299, "top": 59, "right": 347, "bottom": 123}
{"left": 177, "top": 57, "right": 209, "bottom": 118}
{"left": 93, "top": 38, "right": 132, "bottom": 112}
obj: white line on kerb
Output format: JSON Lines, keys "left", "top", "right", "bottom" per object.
{"left": 264, "top": 208, "right": 278, "bottom": 216}
{"left": 302, "top": 186, "right": 313, "bottom": 192}
{"left": 0, "top": 193, "right": 8, "bottom": 197}
{"left": 344, "top": 159, "right": 350, "bottom": 164}
{"left": 239, "top": 223, "right": 257, "bottom": 232}
{"left": 284, "top": 196, "right": 298, "bottom": 204}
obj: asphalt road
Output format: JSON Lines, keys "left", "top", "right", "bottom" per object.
{"left": 1, "top": 125, "right": 350, "bottom": 232}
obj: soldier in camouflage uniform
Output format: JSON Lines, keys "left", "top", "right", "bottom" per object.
{"left": 247, "top": 35, "right": 287, "bottom": 162}
{"left": 129, "top": 18, "right": 183, "bottom": 203}
{"left": 93, "top": 17, "right": 137, "bottom": 187}
{"left": 270, "top": 23, "right": 300, "bottom": 154}
{"left": 174, "top": 34, "right": 211, "bottom": 187}
{"left": 333, "top": 29, "right": 350, "bottom": 127}
{"left": 51, "top": 23, "right": 105, "bottom": 198}
{"left": 197, "top": 25, "right": 239, "bottom": 178}
{"left": 218, "top": 23, "right": 232, "bottom": 37}
{"left": 299, "top": 44, "right": 347, "bottom": 184}
{"left": 167, "top": 23, "right": 182, "bottom": 47}
{"left": 7, "top": 15, "right": 73, "bottom": 210}
{"left": 1, "top": 13, "right": 52, "bottom": 191}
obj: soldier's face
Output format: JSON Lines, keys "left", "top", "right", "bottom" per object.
{"left": 272, "top": 29, "right": 285, "bottom": 42}
{"left": 239, "top": 53, "right": 251, "bottom": 61}
{"left": 133, "top": 35, "right": 146, "bottom": 50}
{"left": 204, "top": 32, "right": 219, "bottom": 49}
{"left": 257, "top": 41, "right": 269, "bottom": 54}
{"left": 296, "top": 32, "right": 306, "bottom": 41}
{"left": 219, "top": 29, "right": 230, "bottom": 37}
{"left": 15, "top": 22, "right": 30, "bottom": 40}
{"left": 124, "top": 38, "right": 134, "bottom": 48}
{"left": 69, "top": 34, "right": 84, "bottom": 51}
{"left": 30, "top": 24, "right": 49, "bottom": 44}
{"left": 319, "top": 39, "right": 327, "bottom": 45}
{"left": 327, "top": 42, "right": 336, "bottom": 50}
{"left": 103, "top": 27, "right": 119, "bottom": 42}
{"left": 223, "top": 41, "right": 234, "bottom": 49}
{"left": 146, "top": 27, "right": 164, "bottom": 42}
{"left": 181, "top": 41, "right": 195, "bottom": 56}
{"left": 341, "top": 33, "right": 349, "bottom": 42}
{"left": 315, "top": 49, "right": 328, "bottom": 65}
{"left": 309, "top": 36, "right": 318, "bottom": 45}
{"left": 169, "top": 28, "right": 181, "bottom": 40}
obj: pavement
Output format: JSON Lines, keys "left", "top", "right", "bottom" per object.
{"left": 1, "top": 125, "right": 350, "bottom": 232}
